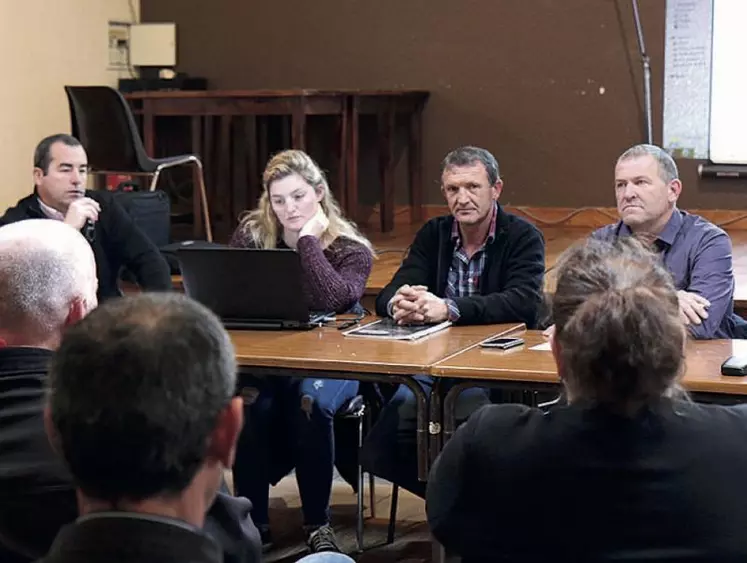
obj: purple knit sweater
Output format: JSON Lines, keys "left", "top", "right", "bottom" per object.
{"left": 229, "top": 230, "right": 373, "bottom": 313}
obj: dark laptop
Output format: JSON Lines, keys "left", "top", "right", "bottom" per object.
{"left": 176, "top": 247, "right": 329, "bottom": 330}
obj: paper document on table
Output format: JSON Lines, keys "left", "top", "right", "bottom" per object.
{"left": 530, "top": 342, "right": 552, "bottom": 351}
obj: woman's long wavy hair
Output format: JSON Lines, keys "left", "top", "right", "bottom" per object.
{"left": 235, "top": 150, "right": 374, "bottom": 255}
{"left": 551, "top": 237, "right": 687, "bottom": 415}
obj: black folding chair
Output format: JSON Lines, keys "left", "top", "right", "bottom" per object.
{"left": 64, "top": 85, "right": 212, "bottom": 241}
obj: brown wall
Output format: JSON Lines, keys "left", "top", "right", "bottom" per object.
{"left": 141, "top": 0, "right": 747, "bottom": 209}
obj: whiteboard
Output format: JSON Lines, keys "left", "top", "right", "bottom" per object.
{"left": 709, "top": 0, "right": 747, "bottom": 164}
{"left": 663, "top": 0, "right": 713, "bottom": 159}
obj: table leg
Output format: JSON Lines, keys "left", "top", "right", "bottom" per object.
{"left": 291, "top": 99, "right": 307, "bottom": 150}
{"left": 347, "top": 96, "right": 360, "bottom": 224}
{"left": 429, "top": 377, "right": 444, "bottom": 468}
{"left": 218, "top": 115, "right": 232, "bottom": 240}
{"left": 337, "top": 103, "right": 349, "bottom": 213}
{"left": 244, "top": 117, "right": 260, "bottom": 210}
{"left": 143, "top": 101, "right": 155, "bottom": 157}
{"left": 398, "top": 376, "right": 431, "bottom": 482}
{"left": 442, "top": 381, "right": 475, "bottom": 446}
{"left": 281, "top": 115, "right": 291, "bottom": 149}
{"left": 258, "top": 117, "right": 269, "bottom": 169}
{"left": 408, "top": 107, "right": 424, "bottom": 224}
{"left": 378, "top": 103, "right": 396, "bottom": 233}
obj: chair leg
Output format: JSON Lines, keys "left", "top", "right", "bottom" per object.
{"left": 148, "top": 170, "right": 162, "bottom": 192}
{"left": 355, "top": 415, "right": 365, "bottom": 552}
{"left": 148, "top": 160, "right": 213, "bottom": 242}
{"left": 387, "top": 483, "right": 398, "bottom": 545}
{"left": 192, "top": 160, "right": 213, "bottom": 242}
{"left": 363, "top": 399, "right": 377, "bottom": 519}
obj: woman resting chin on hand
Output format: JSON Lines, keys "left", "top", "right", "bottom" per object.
{"left": 228, "top": 150, "right": 374, "bottom": 554}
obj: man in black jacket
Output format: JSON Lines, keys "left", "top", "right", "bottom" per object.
{"left": 40, "top": 293, "right": 251, "bottom": 563}
{"left": 361, "top": 146, "right": 545, "bottom": 497}
{"left": 0, "top": 220, "right": 260, "bottom": 563}
{"left": 0, "top": 134, "right": 171, "bottom": 302}
{"left": 0, "top": 220, "right": 96, "bottom": 563}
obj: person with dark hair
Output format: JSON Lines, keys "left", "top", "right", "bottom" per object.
{"left": 593, "top": 143, "right": 745, "bottom": 338}
{"left": 0, "top": 133, "right": 171, "bottom": 302}
{"left": 427, "top": 237, "right": 747, "bottom": 562}
{"left": 39, "top": 292, "right": 353, "bottom": 563}
{"left": 40, "top": 293, "right": 250, "bottom": 563}
{"left": 361, "top": 146, "right": 546, "bottom": 498}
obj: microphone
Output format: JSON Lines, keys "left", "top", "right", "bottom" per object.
{"left": 82, "top": 219, "right": 96, "bottom": 243}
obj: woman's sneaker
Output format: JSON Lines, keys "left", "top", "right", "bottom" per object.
{"left": 306, "top": 524, "right": 341, "bottom": 553}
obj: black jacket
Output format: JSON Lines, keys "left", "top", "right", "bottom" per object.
{"left": 375, "top": 206, "right": 545, "bottom": 326}
{"left": 0, "top": 347, "right": 261, "bottom": 563}
{"left": 0, "top": 191, "right": 171, "bottom": 302}
{"left": 427, "top": 400, "right": 747, "bottom": 562}
{"left": 0, "top": 348, "right": 77, "bottom": 561}
{"left": 38, "top": 515, "right": 222, "bottom": 563}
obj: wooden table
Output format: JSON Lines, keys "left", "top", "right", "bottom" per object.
{"left": 432, "top": 329, "right": 747, "bottom": 448}
{"left": 228, "top": 320, "right": 522, "bottom": 479}
{"left": 125, "top": 89, "right": 429, "bottom": 236}
{"left": 347, "top": 90, "right": 429, "bottom": 232}
{"left": 126, "top": 90, "right": 348, "bottom": 240}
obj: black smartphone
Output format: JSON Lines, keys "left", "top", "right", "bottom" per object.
{"left": 721, "top": 355, "right": 747, "bottom": 377}
{"left": 480, "top": 336, "right": 525, "bottom": 350}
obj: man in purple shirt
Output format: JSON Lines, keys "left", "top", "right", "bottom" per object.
{"left": 592, "top": 144, "right": 745, "bottom": 339}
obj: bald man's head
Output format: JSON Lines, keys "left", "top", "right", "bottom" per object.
{"left": 0, "top": 220, "right": 97, "bottom": 348}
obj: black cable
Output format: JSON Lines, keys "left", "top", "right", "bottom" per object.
{"left": 631, "top": 0, "right": 654, "bottom": 144}
{"left": 127, "top": 0, "right": 137, "bottom": 22}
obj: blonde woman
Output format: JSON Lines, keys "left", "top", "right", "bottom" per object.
{"left": 230, "top": 150, "right": 373, "bottom": 554}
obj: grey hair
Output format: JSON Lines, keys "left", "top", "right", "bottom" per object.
{"left": 441, "top": 146, "right": 500, "bottom": 186}
{"left": 617, "top": 144, "right": 679, "bottom": 184}
{"left": 0, "top": 220, "right": 94, "bottom": 341}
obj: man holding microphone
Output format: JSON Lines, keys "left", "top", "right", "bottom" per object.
{"left": 0, "top": 134, "right": 171, "bottom": 302}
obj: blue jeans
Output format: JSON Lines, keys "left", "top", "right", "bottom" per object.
{"left": 298, "top": 554, "right": 355, "bottom": 563}
{"left": 233, "top": 376, "right": 359, "bottom": 528}
{"left": 360, "top": 375, "right": 490, "bottom": 498}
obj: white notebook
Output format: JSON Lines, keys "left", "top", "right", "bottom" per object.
{"left": 342, "top": 318, "right": 452, "bottom": 341}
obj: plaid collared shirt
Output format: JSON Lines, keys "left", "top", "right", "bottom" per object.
{"left": 444, "top": 204, "right": 498, "bottom": 320}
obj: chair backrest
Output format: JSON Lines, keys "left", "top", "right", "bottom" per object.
{"left": 64, "top": 86, "right": 153, "bottom": 173}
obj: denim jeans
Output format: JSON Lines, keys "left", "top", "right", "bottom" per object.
{"left": 298, "top": 554, "right": 355, "bottom": 563}
{"left": 233, "top": 376, "right": 359, "bottom": 528}
{"left": 360, "top": 375, "right": 490, "bottom": 498}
